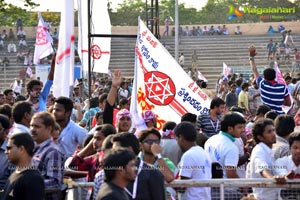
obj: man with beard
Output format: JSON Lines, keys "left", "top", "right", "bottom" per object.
{"left": 26, "top": 53, "right": 55, "bottom": 113}
{"left": 196, "top": 97, "right": 226, "bottom": 137}
{"left": 52, "top": 96, "right": 87, "bottom": 157}
{"left": 3, "top": 133, "right": 45, "bottom": 199}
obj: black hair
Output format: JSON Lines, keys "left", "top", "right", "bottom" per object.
{"left": 174, "top": 121, "right": 197, "bottom": 142}
{"left": 162, "top": 121, "right": 177, "bottom": 132}
{"left": 102, "top": 135, "right": 114, "bottom": 152}
{"left": 241, "top": 82, "right": 249, "bottom": 90}
{"left": 138, "top": 128, "right": 161, "bottom": 143}
{"left": 288, "top": 132, "right": 300, "bottom": 147}
{"left": 181, "top": 113, "right": 197, "bottom": 123}
{"left": 103, "top": 148, "right": 136, "bottom": 182}
{"left": 210, "top": 97, "right": 225, "bottom": 110}
{"left": 112, "top": 132, "right": 140, "bottom": 155}
{"left": 0, "top": 104, "right": 12, "bottom": 119}
{"left": 3, "top": 89, "right": 13, "bottom": 96}
{"left": 252, "top": 118, "right": 274, "bottom": 144}
{"left": 95, "top": 124, "right": 116, "bottom": 137}
{"left": 26, "top": 80, "right": 41, "bottom": 90}
{"left": 12, "top": 101, "right": 33, "bottom": 123}
{"left": 55, "top": 96, "right": 73, "bottom": 112}
{"left": 263, "top": 68, "right": 276, "bottom": 81}
{"left": 264, "top": 111, "right": 278, "bottom": 121}
{"left": 275, "top": 114, "right": 295, "bottom": 138}
{"left": 82, "top": 134, "right": 94, "bottom": 147}
{"left": 98, "top": 93, "right": 108, "bottom": 104}
{"left": 89, "top": 97, "right": 99, "bottom": 108}
{"left": 15, "top": 95, "right": 26, "bottom": 102}
{"left": 256, "top": 105, "right": 271, "bottom": 116}
{"left": 0, "top": 114, "right": 10, "bottom": 129}
{"left": 10, "top": 133, "right": 35, "bottom": 157}
{"left": 220, "top": 112, "right": 246, "bottom": 132}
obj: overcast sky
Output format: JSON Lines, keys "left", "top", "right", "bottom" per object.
{"left": 6, "top": 0, "right": 208, "bottom": 12}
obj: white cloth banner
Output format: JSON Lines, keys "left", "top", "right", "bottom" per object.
{"left": 33, "top": 12, "right": 54, "bottom": 65}
{"left": 77, "top": 0, "right": 111, "bottom": 73}
{"left": 130, "top": 18, "right": 211, "bottom": 130}
{"left": 53, "top": 0, "right": 74, "bottom": 98}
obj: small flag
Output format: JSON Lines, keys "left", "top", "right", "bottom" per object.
{"left": 223, "top": 62, "right": 231, "bottom": 78}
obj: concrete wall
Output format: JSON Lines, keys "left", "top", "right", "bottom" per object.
{"left": 1, "top": 21, "right": 299, "bottom": 39}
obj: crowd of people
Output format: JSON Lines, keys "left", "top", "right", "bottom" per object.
{"left": 0, "top": 44, "right": 300, "bottom": 200}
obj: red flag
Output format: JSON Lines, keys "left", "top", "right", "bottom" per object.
{"left": 33, "top": 12, "right": 53, "bottom": 64}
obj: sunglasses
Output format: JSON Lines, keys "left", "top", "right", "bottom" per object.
{"left": 143, "top": 139, "right": 160, "bottom": 145}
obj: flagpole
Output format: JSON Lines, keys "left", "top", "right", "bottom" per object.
{"left": 175, "top": 0, "right": 179, "bottom": 61}
{"left": 87, "top": 0, "right": 92, "bottom": 99}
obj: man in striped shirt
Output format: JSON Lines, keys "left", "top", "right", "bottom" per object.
{"left": 249, "top": 45, "right": 291, "bottom": 114}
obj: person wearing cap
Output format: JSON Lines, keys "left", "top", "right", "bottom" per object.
{"left": 142, "top": 110, "right": 157, "bottom": 128}
{"left": 115, "top": 109, "right": 132, "bottom": 132}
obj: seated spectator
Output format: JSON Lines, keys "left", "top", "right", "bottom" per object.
{"left": 216, "top": 26, "right": 222, "bottom": 35}
{"left": 1, "top": 30, "right": 7, "bottom": 40}
{"left": 209, "top": 25, "right": 215, "bottom": 35}
{"left": 235, "top": 26, "right": 242, "bottom": 35}
{"left": 192, "top": 26, "right": 197, "bottom": 36}
{"left": 16, "top": 50, "right": 25, "bottom": 63}
{"left": 7, "top": 41, "right": 16, "bottom": 53}
{"left": 268, "top": 26, "right": 275, "bottom": 35}
{"left": 196, "top": 26, "right": 202, "bottom": 36}
{"left": 23, "top": 50, "right": 33, "bottom": 66}
{"left": 18, "top": 38, "right": 27, "bottom": 49}
{"left": 17, "top": 27, "right": 26, "bottom": 39}
{"left": 222, "top": 25, "right": 229, "bottom": 35}
{"left": 202, "top": 26, "right": 209, "bottom": 35}
{"left": 278, "top": 25, "right": 285, "bottom": 33}
{"left": 2, "top": 57, "right": 9, "bottom": 67}
{"left": 184, "top": 26, "right": 190, "bottom": 36}
{"left": 8, "top": 28, "right": 15, "bottom": 41}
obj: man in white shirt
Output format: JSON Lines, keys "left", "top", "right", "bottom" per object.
{"left": 205, "top": 112, "right": 246, "bottom": 178}
{"left": 246, "top": 118, "right": 286, "bottom": 200}
{"left": 178, "top": 53, "right": 185, "bottom": 68}
{"left": 10, "top": 101, "right": 33, "bottom": 135}
{"left": 175, "top": 121, "right": 211, "bottom": 200}
{"left": 7, "top": 41, "right": 16, "bottom": 53}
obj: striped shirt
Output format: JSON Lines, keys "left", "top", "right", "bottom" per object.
{"left": 196, "top": 113, "right": 222, "bottom": 138}
{"left": 257, "top": 77, "right": 289, "bottom": 114}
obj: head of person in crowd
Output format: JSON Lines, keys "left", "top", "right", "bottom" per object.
{"left": 26, "top": 80, "right": 42, "bottom": 100}
{"left": 161, "top": 121, "right": 177, "bottom": 139}
{"left": 288, "top": 132, "right": 300, "bottom": 165}
{"left": 181, "top": 112, "right": 197, "bottom": 127}
{"left": 112, "top": 132, "right": 140, "bottom": 156}
{"left": 229, "top": 106, "right": 245, "bottom": 114}
{"left": 263, "top": 68, "right": 276, "bottom": 81}
{"left": 94, "top": 111, "right": 104, "bottom": 126}
{"left": 252, "top": 118, "right": 275, "bottom": 147}
{"left": 92, "top": 124, "right": 116, "bottom": 152}
{"left": 229, "top": 83, "right": 237, "bottom": 94}
{"left": 30, "top": 111, "right": 55, "bottom": 145}
{"left": 115, "top": 109, "right": 132, "bottom": 132}
{"left": 274, "top": 114, "right": 295, "bottom": 139}
{"left": 5, "top": 133, "right": 35, "bottom": 166}
{"left": 0, "top": 93, "right": 5, "bottom": 105}
{"left": 98, "top": 93, "right": 108, "bottom": 110}
{"left": 73, "top": 85, "right": 80, "bottom": 96}
{"left": 138, "top": 128, "right": 161, "bottom": 156}
{"left": 46, "top": 94, "right": 55, "bottom": 108}
{"left": 3, "top": 89, "right": 14, "bottom": 104}
{"left": 220, "top": 112, "right": 246, "bottom": 138}
{"left": 241, "top": 82, "right": 249, "bottom": 92}
{"left": 174, "top": 121, "right": 197, "bottom": 152}
{"left": 52, "top": 96, "right": 73, "bottom": 123}
{"left": 142, "top": 110, "right": 157, "bottom": 128}
{"left": 15, "top": 95, "right": 26, "bottom": 102}
{"left": 0, "top": 104, "right": 13, "bottom": 125}
{"left": 0, "top": 114, "right": 10, "bottom": 145}
{"left": 51, "top": 122, "right": 61, "bottom": 144}
{"left": 102, "top": 148, "right": 137, "bottom": 185}
{"left": 119, "top": 98, "right": 130, "bottom": 110}
{"left": 210, "top": 97, "right": 226, "bottom": 115}
{"left": 12, "top": 101, "right": 34, "bottom": 127}
{"left": 264, "top": 110, "right": 278, "bottom": 121}
{"left": 254, "top": 105, "right": 271, "bottom": 121}
{"left": 101, "top": 134, "right": 114, "bottom": 154}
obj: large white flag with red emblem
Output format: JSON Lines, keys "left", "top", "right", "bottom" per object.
{"left": 130, "top": 18, "right": 211, "bottom": 130}
{"left": 77, "top": 0, "right": 111, "bottom": 73}
{"left": 33, "top": 12, "right": 53, "bottom": 65}
{"left": 53, "top": 0, "right": 74, "bottom": 98}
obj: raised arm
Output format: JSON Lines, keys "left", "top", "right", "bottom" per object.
{"left": 48, "top": 53, "right": 56, "bottom": 80}
{"left": 107, "top": 70, "right": 122, "bottom": 106}
{"left": 249, "top": 46, "right": 259, "bottom": 80}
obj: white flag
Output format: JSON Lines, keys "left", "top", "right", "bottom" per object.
{"left": 223, "top": 62, "right": 231, "bottom": 78}
{"left": 198, "top": 71, "right": 208, "bottom": 82}
{"left": 33, "top": 12, "right": 53, "bottom": 65}
{"left": 26, "top": 67, "right": 33, "bottom": 78}
{"left": 77, "top": 0, "right": 111, "bottom": 73}
{"left": 130, "top": 18, "right": 211, "bottom": 130}
{"left": 53, "top": 0, "right": 74, "bottom": 98}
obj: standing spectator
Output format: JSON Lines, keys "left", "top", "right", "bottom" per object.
{"left": 248, "top": 80, "right": 261, "bottom": 115}
{"left": 0, "top": 38, "right": 4, "bottom": 51}
{"left": 284, "top": 30, "right": 294, "bottom": 47}
{"left": 2, "top": 57, "right": 9, "bottom": 68}
{"left": 238, "top": 82, "right": 250, "bottom": 113}
{"left": 7, "top": 41, "right": 16, "bottom": 53}
{"left": 246, "top": 119, "right": 287, "bottom": 200}
{"left": 11, "top": 101, "right": 33, "bottom": 135}
{"left": 17, "top": 27, "right": 26, "bottom": 39}
{"left": 225, "top": 83, "right": 238, "bottom": 109}
{"left": 293, "top": 48, "right": 300, "bottom": 71}
{"left": 196, "top": 97, "right": 225, "bottom": 137}
{"left": 79, "top": 97, "right": 100, "bottom": 131}
{"left": 278, "top": 40, "right": 286, "bottom": 60}
{"left": 234, "top": 26, "right": 242, "bottom": 35}
{"left": 12, "top": 79, "right": 22, "bottom": 96}
{"left": 117, "top": 82, "right": 129, "bottom": 101}
{"left": 2, "top": 133, "right": 45, "bottom": 199}
{"left": 175, "top": 121, "right": 211, "bottom": 200}
{"left": 249, "top": 45, "right": 291, "bottom": 114}
{"left": 285, "top": 44, "right": 291, "bottom": 62}
{"left": 16, "top": 18, "right": 23, "bottom": 32}
{"left": 8, "top": 28, "right": 15, "bottom": 41}
{"left": 163, "top": 16, "right": 169, "bottom": 37}
{"left": 178, "top": 53, "right": 185, "bottom": 68}
{"left": 52, "top": 28, "right": 59, "bottom": 44}
{"left": 271, "top": 42, "right": 278, "bottom": 60}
